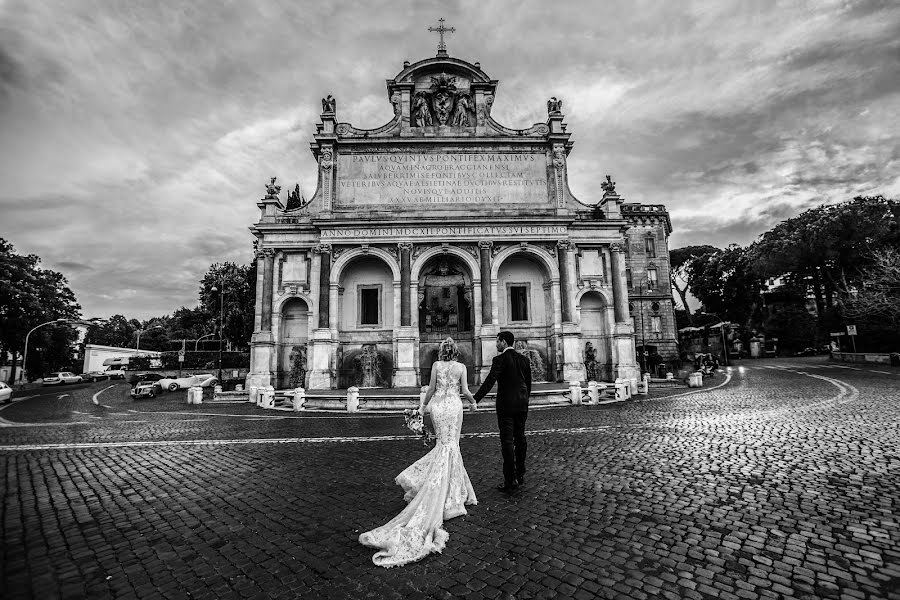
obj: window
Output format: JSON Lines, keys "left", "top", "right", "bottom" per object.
{"left": 647, "top": 268, "right": 658, "bottom": 290}
{"left": 359, "top": 287, "right": 380, "bottom": 325}
{"left": 510, "top": 285, "right": 529, "bottom": 322}
{"left": 645, "top": 237, "right": 656, "bottom": 258}
{"left": 626, "top": 268, "right": 633, "bottom": 290}
{"left": 651, "top": 315, "right": 661, "bottom": 334}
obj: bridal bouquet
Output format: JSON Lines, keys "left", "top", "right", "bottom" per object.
{"left": 402, "top": 408, "right": 436, "bottom": 447}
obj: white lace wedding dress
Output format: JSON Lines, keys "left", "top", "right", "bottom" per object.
{"left": 359, "top": 361, "right": 478, "bottom": 568}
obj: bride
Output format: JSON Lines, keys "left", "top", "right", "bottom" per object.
{"left": 359, "top": 337, "right": 479, "bottom": 567}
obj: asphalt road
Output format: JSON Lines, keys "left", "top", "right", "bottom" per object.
{"left": 1, "top": 357, "right": 899, "bottom": 599}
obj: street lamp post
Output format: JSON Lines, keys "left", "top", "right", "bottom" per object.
{"left": 135, "top": 325, "right": 163, "bottom": 350}
{"left": 19, "top": 317, "right": 106, "bottom": 383}
{"left": 20, "top": 318, "right": 68, "bottom": 383}
{"left": 633, "top": 280, "right": 649, "bottom": 375}
{"left": 195, "top": 333, "right": 215, "bottom": 351}
{"left": 211, "top": 283, "right": 225, "bottom": 383}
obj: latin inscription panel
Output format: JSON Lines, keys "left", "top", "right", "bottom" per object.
{"left": 336, "top": 152, "right": 549, "bottom": 207}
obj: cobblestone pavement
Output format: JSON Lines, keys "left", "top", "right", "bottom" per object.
{"left": 2, "top": 357, "right": 899, "bottom": 599}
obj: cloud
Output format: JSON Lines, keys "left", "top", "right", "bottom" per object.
{"left": 1, "top": 0, "right": 898, "bottom": 319}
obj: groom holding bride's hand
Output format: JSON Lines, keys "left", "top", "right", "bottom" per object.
{"left": 473, "top": 331, "right": 532, "bottom": 493}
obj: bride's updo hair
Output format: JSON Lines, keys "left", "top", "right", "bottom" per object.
{"left": 438, "top": 337, "right": 459, "bottom": 361}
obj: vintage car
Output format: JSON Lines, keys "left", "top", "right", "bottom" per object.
{"left": 42, "top": 372, "right": 83, "bottom": 385}
{"left": 157, "top": 373, "right": 218, "bottom": 392}
{"left": 81, "top": 370, "right": 110, "bottom": 382}
{"left": 0, "top": 381, "right": 11, "bottom": 404}
{"left": 130, "top": 380, "right": 163, "bottom": 399}
{"left": 127, "top": 372, "right": 169, "bottom": 387}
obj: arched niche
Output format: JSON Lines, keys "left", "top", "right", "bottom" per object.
{"left": 277, "top": 297, "right": 311, "bottom": 389}
{"left": 578, "top": 291, "right": 613, "bottom": 382}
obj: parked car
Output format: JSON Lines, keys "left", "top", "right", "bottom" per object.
{"left": 42, "top": 372, "right": 83, "bottom": 385}
{"left": 157, "top": 373, "right": 218, "bottom": 392}
{"left": 81, "top": 370, "right": 110, "bottom": 382}
{"left": 103, "top": 366, "right": 127, "bottom": 380}
{"left": 0, "top": 382, "right": 11, "bottom": 404}
{"left": 130, "top": 380, "right": 163, "bottom": 399}
{"left": 127, "top": 372, "right": 169, "bottom": 387}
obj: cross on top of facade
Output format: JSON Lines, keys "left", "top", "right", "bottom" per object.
{"left": 428, "top": 18, "right": 456, "bottom": 57}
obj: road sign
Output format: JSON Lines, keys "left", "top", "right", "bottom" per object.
{"left": 830, "top": 332, "right": 843, "bottom": 337}
{"left": 846, "top": 325, "right": 857, "bottom": 336}
{"left": 178, "top": 354, "right": 185, "bottom": 362}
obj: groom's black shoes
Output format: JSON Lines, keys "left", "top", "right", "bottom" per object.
{"left": 497, "top": 481, "right": 520, "bottom": 493}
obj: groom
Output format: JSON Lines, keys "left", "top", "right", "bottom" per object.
{"left": 473, "top": 331, "right": 532, "bottom": 493}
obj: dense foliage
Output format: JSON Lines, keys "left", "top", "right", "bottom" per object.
{"left": 0, "top": 238, "right": 82, "bottom": 381}
{"left": 672, "top": 196, "right": 900, "bottom": 352}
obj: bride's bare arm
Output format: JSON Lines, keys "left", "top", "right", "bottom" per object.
{"left": 419, "top": 366, "right": 438, "bottom": 412}
{"left": 459, "top": 365, "right": 476, "bottom": 409}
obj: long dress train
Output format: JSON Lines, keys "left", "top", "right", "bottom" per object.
{"left": 359, "top": 361, "right": 477, "bottom": 567}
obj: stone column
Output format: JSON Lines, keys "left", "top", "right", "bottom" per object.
{"left": 399, "top": 242, "right": 412, "bottom": 326}
{"left": 556, "top": 240, "right": 584, "bottom": 382}
{"left": 609, "top": 243, "right": 629, "bottom": 323}
{"left": 609, "top": 242, "right": 640, "bottom": 381}
{"left": 478, "top": 241, "right": 493, "bottom": 324}
{"left": 247, "top": 248, "right": 276, "bottom": 389}
{"left": 260, "top": 248, "right": 276, "bottom": 332}
{"left": 394, "top": 242, "right": 418, "bottom": 387}
{"left": 477, "top": 241, "right": 497, "bottom": 383}
{"left": 316, "top": 244, "right": 332, "bottom": 328}
{"left": 308, "top": 244, "right": 335, "bottom": 389}
{"left": 557, "top": 240, "right": 573, "bottom": 323}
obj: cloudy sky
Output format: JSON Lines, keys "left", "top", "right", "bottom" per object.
{"left": 1, "top": 0, "right": 898, "bottom": 320}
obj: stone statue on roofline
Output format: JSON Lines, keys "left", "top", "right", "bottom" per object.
{"left": 600, "top": 174, "right": 616, "bottom": 195}
{"left": 547, "top": 96, "right": 562, "bottom": 114}
{"left": 322, "top": 94, "right": 336, "bottom": 114}
{"left": 265, "top": 177, "right": 281, "bottom": 199}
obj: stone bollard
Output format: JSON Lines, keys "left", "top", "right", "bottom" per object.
{"left": 214, "top": 384, "right": 223, "bottom": 394}
{"left": 262, "top": 386, "right": 275, "bottom": 409}
{"left": 629, "top": 377, "right": 639, "bottom": 396}
{"left": 347, "top": 386, "right": 360, "bottom": 413}
{"left": 569, "top": 380, "right": 582, "bottom": 405}
{"left": 665, "top": 372, "right": 674, "bottom": 380}
{"left": 249, "top": 385, "right": 259, "bottom": 405}
{"left": 587, "top": 381, "right": 601, "bottom": 404}
{"left": 235, "top": 384, "right": 244, "bottom": 392}
{"left": 643, "top": 372, "right": 651, "bottom": 382}
{"left": 187, "top": 386, "right": 203, "bottom": 405}
{"left": 614, "top": 378, "right": 631, "bottom": 402}
{"left": 636, "top": 379, "right": 649, "bottom": 395}
{"left": 688, "top": 372, "right": 703, "bottom": 388}
{"left": 292, "top": 387, "right": 305, "bottom": 412}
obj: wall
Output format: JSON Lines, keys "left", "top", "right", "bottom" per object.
{"left": 338, "top": 257, "right": 395, "bottom": 333}
{"left": 496, "top": 255, "right": 550, "bottom": 329}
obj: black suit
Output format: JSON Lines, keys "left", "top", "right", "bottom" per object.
{"left": 473, "top": 348, "right": 532, "bottom": 486}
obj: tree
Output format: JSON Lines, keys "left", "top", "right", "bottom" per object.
{"left": 840, "top": 248, "right": 900, "bottom": 335}
{"left": 0, "top": 238, "right": 81, "bottom": 381}
{"left": 84, "top": 315, "right": 139, "bottom": 349}
{"left": 199, "top": 262, "right": 255, "bottom": 351}
{"left": 687, "top": 244, "right": 763, "bottom": 327}
{"left": 749, "top": 196, "right": 900, "bottom": 314}
{"left": 670, "top": 245, "right": 719, "bottom": 325}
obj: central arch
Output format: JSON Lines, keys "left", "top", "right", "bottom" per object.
{"left": 416, "top": 252, "right": 477, "bottom": 384}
